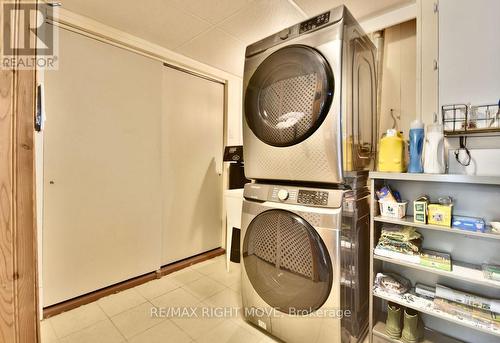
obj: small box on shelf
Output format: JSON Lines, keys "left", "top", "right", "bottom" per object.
{"left": 414, "top": 196, "right": 429, "bottom": 224}
{"left": 452, "top": 216, "right": 486, "bottom": 233}
{"left": 483, "top": 264, "right": 500, "bottom": 282}
{"left": 428, "top": 204, "right": 453, "bottom": 227}
{"left": 420, "top": 250, "right": 452, "bottom": 272}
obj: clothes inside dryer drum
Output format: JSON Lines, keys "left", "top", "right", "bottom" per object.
{"left": 245, "top": 45, "right": 334, "bottom": 147}
{"left": 243, "top": 209, "right": 333, "bottom": 314}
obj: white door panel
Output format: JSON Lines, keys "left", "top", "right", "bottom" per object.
{"left": 43, "top": 29, "right": 163, "bottom": 306}
{"left": 161, "top": 67, "right": 224, "bottom": 265}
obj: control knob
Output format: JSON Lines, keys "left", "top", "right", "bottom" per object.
{"left": 279, "top": 28, "right": 290, "bottom": 40}
{"left": 277, "top": 189, "right": 289, "bottom": 201}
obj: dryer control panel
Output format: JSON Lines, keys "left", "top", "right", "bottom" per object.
{"left": 244, "top": 184, "right": 344, "bottom": 208}
{"left": 261, "top": 185, "right": 342, "bottom": 208}
{"left": 299, "top": 11, "right": 330, "bottom": 34}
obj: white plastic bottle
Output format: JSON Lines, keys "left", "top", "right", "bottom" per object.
{"left": 423, "top": 124, "right": 445, "bottom": 174}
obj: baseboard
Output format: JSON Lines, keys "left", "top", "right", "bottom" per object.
{"left": 43, "top": 247, "right": 225, "bottom": 319}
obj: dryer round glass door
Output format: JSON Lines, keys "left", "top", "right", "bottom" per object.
{"left": 245, "top": 45, "right": 334, "bottom": 147}
{"left": 242, "top": 209, "right": 333, "bottom": 314}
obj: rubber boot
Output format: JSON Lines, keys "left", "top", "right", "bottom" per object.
{"left": 385, "top": 302, "right": 402, "bottom": 338}
{"left": 401, "top": 308, "right": 424, "bottom": 343}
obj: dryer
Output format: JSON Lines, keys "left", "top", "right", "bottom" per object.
{"left": 241, "top": 181, "right": 369, "bottom": 343}
{"left": 243, "top": 5, "right": 377, "bottom": 184}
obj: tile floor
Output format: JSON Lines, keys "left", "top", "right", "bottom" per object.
{"left": 41, "top": 254, "right": 370, "bottom": 343}
{"left": 41, "top": 255, "right": 278, "bottom": 343}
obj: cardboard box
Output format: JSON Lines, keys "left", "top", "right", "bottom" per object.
{"left": 413, "top": 197, "right": 429, "bottom": 224}
{"left": 420, "top": 249, "right": 452, "bottom": 271}
{"left": 452, "top": 215, "right": 486, "bottom": 232}
{"left": 427, "top": 203, "right": 453, "bottom": 227}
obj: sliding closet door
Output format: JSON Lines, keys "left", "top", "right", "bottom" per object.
{"left": 43, "top": 29, "right": 162, "bottom": 306}
{"left": 162, "top": 67, "right": 224, "bottom": 265}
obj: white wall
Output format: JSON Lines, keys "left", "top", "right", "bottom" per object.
{"left": 439, "top": 0, "right": 500, "bottom": 175}
{"left": 53, "top": 8, "right": 244, "bottom": 145}
{"left": 416, "top": 0, "right": 439, "bottom": 125}
{"left": 226, "top": 79, "right": 243, "bottom": 146}
{"left": 439, "top": 0, "right": 500, "bottom": 107}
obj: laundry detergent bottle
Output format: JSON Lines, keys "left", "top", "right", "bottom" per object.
{"left": 423, "top": 123, "right": 445, "bottom": 174}
{"left": 377, "top": 129, "right": 405, "bottom": 172}
{"left": 408, "top": 120, "right": 424, "bottom": 173}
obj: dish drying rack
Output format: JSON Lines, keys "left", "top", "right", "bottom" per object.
{"left": 442, "top": 102, "right": 500, "bottom": 136}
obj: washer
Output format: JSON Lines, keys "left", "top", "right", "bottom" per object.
{"left": 243, "top": 5, "right": 377, "bottom": 184}
{"left": 241, "top": 182, "right": 362, "bottom": 343}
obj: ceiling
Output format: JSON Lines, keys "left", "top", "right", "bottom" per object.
{"left": 60, "top": 0, "right": 413, "bottom": 77}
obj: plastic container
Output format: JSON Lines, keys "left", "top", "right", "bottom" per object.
{"left": 408, "top": 120, "right": 424, "bottom": 173}
{"left": 423, "top": 124, "right": 445, "bottom": 174}
{"left": 378, "top": 200, "right": 407, "bottom": 219}
{"left": 378, "top": 129, "right": 406, "bottom": 172}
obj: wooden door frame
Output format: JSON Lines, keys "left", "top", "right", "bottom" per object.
{"left": 0, "top": 0, "right": 40, "bottom": 341}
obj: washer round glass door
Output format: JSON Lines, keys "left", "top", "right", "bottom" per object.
{"left": 245, "top": 45, "right": 334, "bottom": 147}
{"left": 243, "top": 209, "right": 333, "bottom": 314}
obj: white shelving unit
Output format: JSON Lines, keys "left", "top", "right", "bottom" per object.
{"left": 369, "top": 173, "right": 500, "bottom": 343}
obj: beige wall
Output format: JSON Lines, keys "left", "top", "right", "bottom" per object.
{"left": 379, "top": 19, "right": 417, "bottom": 140}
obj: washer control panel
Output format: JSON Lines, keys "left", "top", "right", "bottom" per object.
{"left": 299, "top": 11, "right": 330, "bottom": 34}
{"left": 297, "top": 190, "right": 329, "bottom": 206}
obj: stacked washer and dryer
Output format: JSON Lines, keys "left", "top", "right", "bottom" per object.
{"left": 240, "top": 5, "right": 377, "bottom": 343}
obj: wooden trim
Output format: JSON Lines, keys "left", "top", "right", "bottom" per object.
{"left": 42, "top": 274, "right": 157, "bottom": 319}
{"left": 0, "top": 0, "right": 39, "bottom": 342}
{"left": 43, "top": 248, "right": 225, "bottom": 319}
{"left": 157, "top": 247, "right": 225, "bottom": 277}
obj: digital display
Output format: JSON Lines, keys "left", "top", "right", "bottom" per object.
{"left": 297, "top": 190, "right": 329, "bottom": 206}
{"left": 299, "top": 11, "right": 330, "bottom": 34}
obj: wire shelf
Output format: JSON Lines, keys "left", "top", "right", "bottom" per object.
{"left": 442, "top": 103, "right": 500, "bottom": 136}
